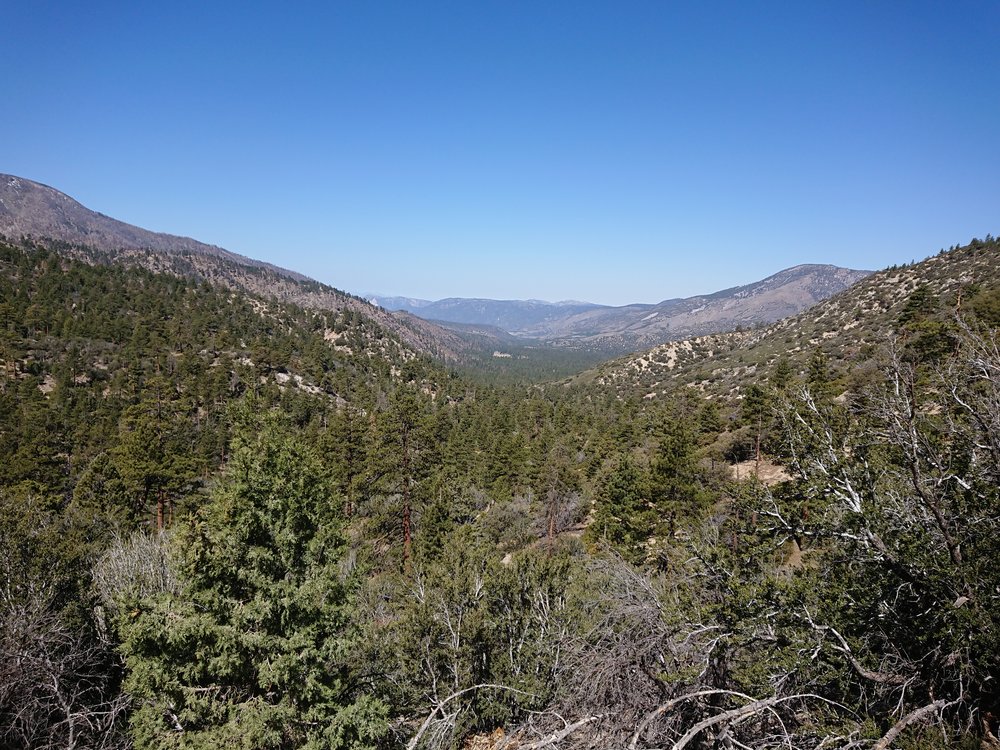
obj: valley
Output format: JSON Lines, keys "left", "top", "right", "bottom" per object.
{"left": 5, "top": 2, "right": 997, "bottom": 746}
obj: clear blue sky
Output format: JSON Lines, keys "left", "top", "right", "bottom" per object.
{"left": 3, "top": 2, "right": 998, "bottom": 305}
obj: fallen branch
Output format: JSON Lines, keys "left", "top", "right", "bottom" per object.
{"left": 670, "top": 693, "right": 832, "bottom": 750}
{"left": 628, "top": 689, "right": 755, "bottom": 750}
{"left": 406, "top": 683, "right": 535, "bottom": 750}
{"left": 517, "top": 714, "right": 604, "bottom": 750}
{"left": 807, "top": 616, "right": 909, "bottom": 686}
{"left": 872, "top": 699, "right": 949, "bottom": 750}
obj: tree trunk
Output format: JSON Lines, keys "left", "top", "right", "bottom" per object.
{"left": 401, "top": 423, "right": 412, "bottom": 568}
{"left": 156, "top": 488, "right": 164, "bottom": 531}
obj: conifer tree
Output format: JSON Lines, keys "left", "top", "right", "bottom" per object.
{"left": 650, "top": 419, "right": 709, "bottom": 528}
{"left": 370, "top": 389, "right": 435, "bottom": 568}
{"left": 119, "top": 404, "right": 386, "bottom": 749}
{"left": 111, "top": 376, "right": 200, "bottom": 529}
{"left": 588, "top": 457, "right": 650, "bottom": 562}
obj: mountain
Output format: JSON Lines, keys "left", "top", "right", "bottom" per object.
{"left": 365, "top": 294, "right": 433, "bottom": 311}
{"left": 0, "top": 174, "right": 631, "bottom": 378}
{"left": 547, "top": 263, "right": 870, "bottom": 344}
{"left": 4, "top": 175, "right": 998, "bottom": 750}
{"left": 583, "top": 237, "right": 1000, "bottom": 397}
{"left": 369, "top": 264, "right": 870, "bottom": 355}
{"left": 0, "top": 174, "right": 304, "bottom": 278}
{"left": 0, "top": 173, "right": 499, "bottom": 365}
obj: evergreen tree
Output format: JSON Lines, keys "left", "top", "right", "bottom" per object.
{"left": 369, "top": 388, "right": 435, "bottom": 568}
{"left": 770, "top": 356, "right": 794, "bottom": 392}
{"left": 650, "top": 419, "right": 710, "bottom": 529}
{"left": 111, "top": 376, "right": 201, "bottom": 530}
{"left": 588, "top": 457, "right": 650, "bottom": 563}
{"left": 806, "top": 348, "right": 832, "bottom": 391}
{"left": 740, "top": 383, "right": 772, "bottom": 469}
{"left": 119, "top": 404, "right": 386, "bottom": 749}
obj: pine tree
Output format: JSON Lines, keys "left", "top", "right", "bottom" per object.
{"left": 369, "top": 389, "right": 435, "bottom": 568}
{"left": 111, "top": 376, "right": 200, "bottom": 530}
{"left": 119, "top": 404, "right": 387, "bottom": 749}
{"left": 588, "top": 457, "right": 650, "bottom": 563}
{"left": 650, "top": 419, "right": 710, "bottom": 528}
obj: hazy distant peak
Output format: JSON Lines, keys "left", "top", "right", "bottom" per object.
{"left": 365, "top": 295, "right": 433, "bottom": 310}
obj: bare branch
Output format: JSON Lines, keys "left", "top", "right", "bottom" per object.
{"left": 670, "top": 693, "right": 836, "bottom": 750}
{"left": 516, "top": 713, "right": 605, "bottom": 750}
{"left": 629, "top": 689, "right": 755, "bottom": 750}
{"left": 871, "top": 699, "right": 950, "bottom": 750}
{"left": 804, "top": 612, "right": 909, "bottom": 687}
{"left": 406, "top": 683, "right": 535, "bottom": 750}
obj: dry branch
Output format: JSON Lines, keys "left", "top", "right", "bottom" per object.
{"left": 406, "top": 683, "right": 535, "bottom": 750}
{"left": 628, "top": 689, "right": 755, "bottom": 750}
{"left": 872, "top": 699, "right": 949, "bottom": 750}
{"left": 516, "top": 714, "right": 605, "bottom": 750}
{"left": 669, "top": 693, "right": 831, "bottom": 750}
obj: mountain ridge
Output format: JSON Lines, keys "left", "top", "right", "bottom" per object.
{"left": 0, "top": 174, "right": 308, "bottom": 281}
{"left": 582, "top": 236, "right": 1000, "bottom": 397}
{"left": 0, "top": 173, "right": 495, "bottom": 365}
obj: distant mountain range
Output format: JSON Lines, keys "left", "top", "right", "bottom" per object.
{"left": 1, "top": 171, "right": 870, "bottom": 364}
{"left": 368, "top": 262, "right": 871, "bottom": 352}
{"left": 367, "top": 296, "right": 603, "bottom": 331}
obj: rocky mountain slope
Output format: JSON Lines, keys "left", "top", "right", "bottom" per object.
{"left": 545, "top": 263, "right": 869, "bottom": 346}
{"left": 583, "top": 237, "right": 999, "bottom": 397}
{"left": 0, "top": 174, "right": 488, "bottom": 364}
{"left": 0, "top": 174, "right": 302, "bottom": 277}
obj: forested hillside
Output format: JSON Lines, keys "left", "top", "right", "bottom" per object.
{"left": 589, "top": 236, "right": 1000, "bottom": 397}
{"left": 2, "top": 236, "right": 999, "bottom": 749}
